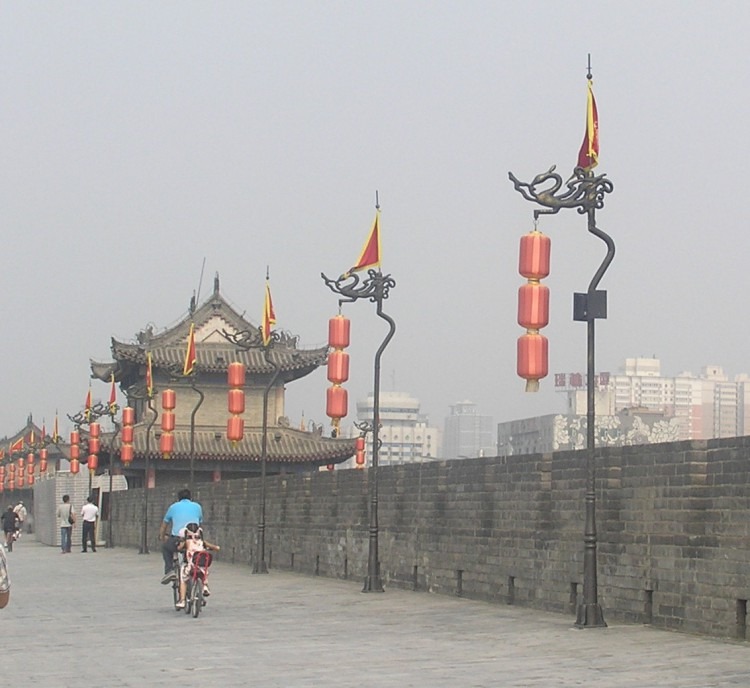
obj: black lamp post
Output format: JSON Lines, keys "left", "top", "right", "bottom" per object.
{"left": 321, "top": 266, "right": 396, "bottom": 593}
{"left": 223, "top": 326, "right": 280, "bottom": 575}
{"left": 509, "top": 146, "right": 614, "bottom": 625}
{"left": 68, "top": 399, "right": 120, "bottom": 547}
{"left": 139, "top": 396, "right": 157, "bottom": 555}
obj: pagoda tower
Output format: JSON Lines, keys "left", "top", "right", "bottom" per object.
{"left": 90, "top": 275, "right": 355, "bottom": 485}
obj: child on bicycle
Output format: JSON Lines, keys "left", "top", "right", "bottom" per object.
{"left": 175, "top": 522, "right": 220, "bottom": 610}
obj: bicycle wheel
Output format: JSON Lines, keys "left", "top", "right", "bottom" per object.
{"left": 191, "top": 578, "right": 203, "bottom": 618}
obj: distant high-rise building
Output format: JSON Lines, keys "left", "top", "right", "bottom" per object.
{"left": 353, "top": 391, "right": 440, "bottom": 467}
{"left": 443, "top": 401, "right": 495, "bottom": 459}
{"left": 499, "top": 357, "right": 750, "bottom": 455}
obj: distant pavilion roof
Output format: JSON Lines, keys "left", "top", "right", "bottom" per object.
{"left": 91, "top": 276, "right": 327, "bottom": 385}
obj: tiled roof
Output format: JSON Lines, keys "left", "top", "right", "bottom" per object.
{"left": 110, "top": 426, "right": 355, "bottom": 464}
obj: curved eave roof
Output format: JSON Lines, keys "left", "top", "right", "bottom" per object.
{"left": 110, "top": 340, "right": 328, "bottom": 378}
{"left": 107, "top": 427, "right": 355, "bottom": 464}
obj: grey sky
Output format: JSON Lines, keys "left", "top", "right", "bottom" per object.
{"left": 1, "top": 2, "right": 748, "bottom": 442}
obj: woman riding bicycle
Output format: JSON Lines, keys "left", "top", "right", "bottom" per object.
{"left": 174, "top": 522, "right": 220, "bottom": 610}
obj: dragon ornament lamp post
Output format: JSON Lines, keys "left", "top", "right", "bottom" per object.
{"left": 222, "top": 326, "right": 280, "bottom": 575}
{"left": 68, "top": 399, "right": 120, "bottom": 545}
{"left": 508, "top": 68, "right": 614, "bottom": 628}
{"left": 139, "top": 394, "right": 158, "bottom": 555}
{"left": 322, "top": 260, "right": 396, "bottom": 593}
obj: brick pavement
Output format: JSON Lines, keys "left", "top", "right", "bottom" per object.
{"left": 3, "top": 538, "right": 749, "bottom": 687}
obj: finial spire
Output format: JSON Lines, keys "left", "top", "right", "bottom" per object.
{"left": 586, "top": 53, "right": 593, "bottom": 80}
{"left": 375, "top": 190, "right": 380, "bottom": 211}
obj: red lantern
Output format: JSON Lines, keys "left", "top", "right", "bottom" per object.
{"left": 326, "top": 386, "right": 348, "bottom": 420}
{"left": 122, "top": 426, "right": 134, "bottom": 443}
{"left": 517, "top": 333, "right": 549, "bottom": 392}
{"left": 70, "top": 444, "right": 80, "bottom": 460}
{"left": 89, "top": 422, "right": 101, "bottom": 438}
{"left": 40, "top": 458, "right": 47, "bottom": 473}
{"left": 227, "top": 361, "right": 246, "bottom": 388}
{"left": 27, "top": 474, "right": 34, "bottom": 486}
{"left": 70, "top": 458, "right": 80, "bottom": 474}
{"left": 517, "top": 283, "right": 550, "bottom": 330}
{"left": 355, "top": 436, "right": 365, "bottom": 452}
{"left": 227, "top": 416, "right": 244, "bottom": 442}
{"left": 17, "top": 472, "right": 24, "bottom": 487}
{"left": 70, "top": 430, "right": 80, "bottom": 446}
{"left": 121, "top": 445, "right": 134, "bottom": 464}
{"left": 327, "top": 350, "right": 350, "bottom": 384}
{"left": 88, "top": 454, "right": 98, "bottom": 471}
{"left": 228, "top": 389, "right": 245, "bottom": 415}
{"left": 122, "top": 407, "right": 135, "bottom": 425}
{"left": 160, "top": 433, "right": 174, "bottom": 458}
{"left": 328, "top": 315, "right": 351, "bottom": 349}
{"left": 27, "top": 452, "right": 34, "bottom": 467}
{"left": 162, "top": 389, "right": 176, "bottom": 411}
{"left": 88, "top": 437, "right": 100, "bottom": 454}
{"left": 17, "top": 457, "right": 23, "bottom": 471}
{"left": 519, "top": 230, "right": 551, "bottom": 280}
{"left": 517, "top": 228, "right": 551, "bottom": 392}
{"left": 161, "top": 411, "right": 175, "bottom": 432}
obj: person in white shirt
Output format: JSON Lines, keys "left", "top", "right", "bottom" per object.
{"left": 80, "top": 496, "right": 99, "bottom": 553}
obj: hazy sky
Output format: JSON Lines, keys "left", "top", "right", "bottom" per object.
{"left": 1, "top": 2, "right": 749, "bottom": 443}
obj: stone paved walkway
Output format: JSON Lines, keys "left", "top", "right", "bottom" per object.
{"left": 3, "top": 539, "right": 749, "bottom": 687}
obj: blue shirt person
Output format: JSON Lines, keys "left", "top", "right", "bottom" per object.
{"left": 159, "top": 488, "right": 203, "bottom": 583}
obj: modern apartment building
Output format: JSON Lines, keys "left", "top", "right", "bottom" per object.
{"left": 443, "top": 400, "right": 496, "bottom": 459}
{"left": 353, "top": 391, "right": 441, "bottom": 467}
{"left": 498, "top": 357, "right": 750, "bottom": 455}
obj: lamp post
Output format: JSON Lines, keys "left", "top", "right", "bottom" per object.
{"left": 321, "top": 267, "right": 396, "bottom": 593}
{"left": 139, "top": 397, "right": 157, "bottom": 555}
{"left": 188, "top": 382, "right": 204, "bottom": 495}
{"left": 509, "top": 152, "right": 614, "bottom": 626}
{"left": 223, "top": 326, "right": 280, "bottom": 575}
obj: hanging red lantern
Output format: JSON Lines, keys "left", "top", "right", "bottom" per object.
{"left": 227, "top": 416, "right": 244, "bottom": 442}
{"left": 27, "top": 474, "right": 34, "bottom": 486}
{"left": 17, "top": 457, "right": 24, "bottom": 472}
{"left": 517, "top": 333, "right": 549, "bottom": 392}
{"left": 121, "top": 444, "right": 134, "bottom": 464}
{"left": 226, "top": 362, "right": 245, "bottom": 444}
{"left": 122, "top": 406, "right": 135, "bottom": 425}
{"left": 17, "top": 471, "right": 24, "bottom": 487}
{"left": 161, "top": 411, "right": 175, "bottom": 432}
{"left": 121, "top": 406, "right": 135, "bottom": 465}
{"left": 227, "top": 361, "right": 246, "bottom": 388}
{"left": 70, "top": 430, "right": 80, "bottom": 446}
{"left": 88, "top": 437, "right": 100, "bottom": 455}
{"left": 326, "top": 314, "right": 351, "bottom": 434}
{"left": 88, "top": 454, "right": 98, "bottom": 471}
{"left": 160, "top": 433, "right": 174, "bottom": 458}
{"left": 326, "top": 386, "right": 348, "bottom": 421}
{"left": 516, "top": 228, "right": 551, "bottom": 392}
{"left": 162, "top": 389, "right": 176, "bottom": 411}
{"left": 39, "top": 448, "right": 48, "bottom": 473}
{"left": 517, "top": 283, "right": 550, "bottom": 330}
{"left": 70, "top": 458, "right": 80, "bottom": 474}
{"left": 328, "top": 315, "right": 351, "bottom": 349}
{"left": 327, "top": 350, "right": 350, "bottom": 384}
{"left": 89, "top": 422, "right": 101, "bottom": 438}
{"left": 519, "top": 229, "right": 551, "bottom": 279}
{"left": 228, "top": 389, "right": 245, "bottom": 415}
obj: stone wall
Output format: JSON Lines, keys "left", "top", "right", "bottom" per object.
{"left": 109, "top": 436, "right": 750, "bottom": 640}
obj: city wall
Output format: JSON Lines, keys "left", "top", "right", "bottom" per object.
{"left": 109, "top": 436, "right": 750, "bottom": 640}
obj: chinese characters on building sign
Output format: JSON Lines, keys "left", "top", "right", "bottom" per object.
{"left": 554, "top": 372, "right": 610, "bottom": 389}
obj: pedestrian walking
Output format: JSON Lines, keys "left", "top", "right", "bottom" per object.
{"left": 13, "top": 502, "right": 27, "bottom": 537}
{"left": 80, "top": 496, "right": 98, "bottom": 552}
{"left": 56, "top": 495, "right": 74, "bottom": 553}
{"left": 1, "top": 506, "right": 19, "bottom": 551}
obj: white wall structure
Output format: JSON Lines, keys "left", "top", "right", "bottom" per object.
{"left": 354, "top": 391, "right": 440, "bottom": 467}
